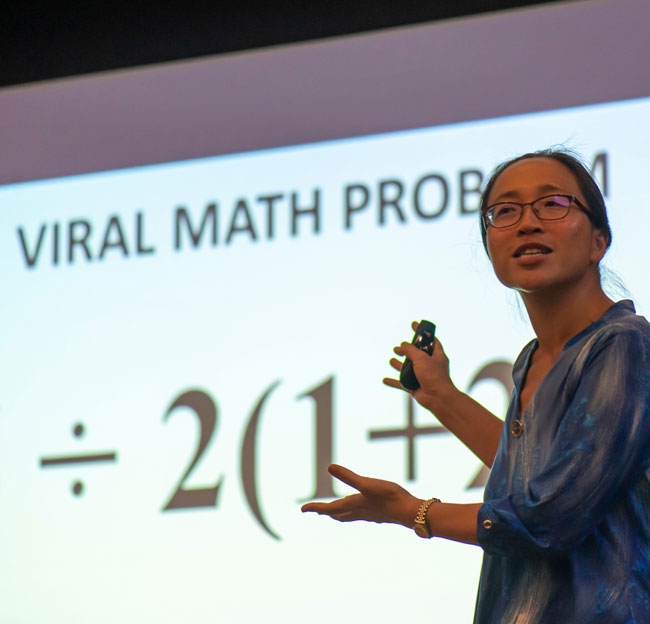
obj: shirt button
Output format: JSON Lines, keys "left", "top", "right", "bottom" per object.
{"left": 483, "top": 519, "right": 493, "bottom": 530}
{"left": 511, "top": 419, "right": 523, "bottom": 438}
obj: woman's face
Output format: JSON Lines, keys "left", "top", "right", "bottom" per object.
{"left": 485, "top": 157, "right": 608, "bottom": 295}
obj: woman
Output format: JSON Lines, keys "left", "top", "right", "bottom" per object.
{"left": 301, "top": 150, "right": 650, "bottom": 623}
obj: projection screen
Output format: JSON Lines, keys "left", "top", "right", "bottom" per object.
{"left": 2, "top": 1, "right": 650, "bottom": 622}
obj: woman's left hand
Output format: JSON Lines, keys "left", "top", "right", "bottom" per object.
{"left": 301, "top": 464, "right": 422, "bottom": 528}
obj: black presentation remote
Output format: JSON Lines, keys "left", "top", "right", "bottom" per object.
{"left": 399, "top": 320, "right": 436, "bottom": 391}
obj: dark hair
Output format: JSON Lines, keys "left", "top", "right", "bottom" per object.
{"left": 479, "top": 149, "right": 612, "bottom": 256}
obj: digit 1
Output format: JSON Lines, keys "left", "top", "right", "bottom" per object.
{"left": 298, "top": 376, "right": 336, "bottom": 500}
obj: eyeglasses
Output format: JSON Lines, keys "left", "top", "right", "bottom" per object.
{"left": 484, "top": 194, "right": 590, "bottom": 229}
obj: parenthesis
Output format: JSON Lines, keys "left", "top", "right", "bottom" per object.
{"left": 240, "top": 380, "right": 282, "bottom": 540}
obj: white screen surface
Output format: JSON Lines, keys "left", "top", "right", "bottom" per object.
{"left": 2, "top": 93, "right": 650, "bottom": 623}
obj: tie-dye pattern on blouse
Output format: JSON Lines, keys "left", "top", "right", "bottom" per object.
{"left": 474, "top": 300, "right": 650, "bottom": 624}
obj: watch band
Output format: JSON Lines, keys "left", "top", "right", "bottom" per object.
{"left": 412, "top": 497, "right": 441, "bottom": 538}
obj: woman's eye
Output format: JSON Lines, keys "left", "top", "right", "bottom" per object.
{"left": 543, "top": 196, "right": 569, "bottom": 208}
{"left": 495, "top": 205, "right": 516, "bottom": 216}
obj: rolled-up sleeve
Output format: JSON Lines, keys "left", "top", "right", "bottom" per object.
{"left": 478, "top": 326, "right": 650, "bottom": 558}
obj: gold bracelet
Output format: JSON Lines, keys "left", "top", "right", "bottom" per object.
{"left": 412, "top": 497, "right": 441, "bottom": 538}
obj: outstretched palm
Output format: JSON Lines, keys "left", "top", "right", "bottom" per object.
{"left": 301, "top": 464, "right": 420, "bottom": 528}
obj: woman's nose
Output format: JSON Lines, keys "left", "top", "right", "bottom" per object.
{"left": 517, "top": 204, "right": 543, "bottom": 231}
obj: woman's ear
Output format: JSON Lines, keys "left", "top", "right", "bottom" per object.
{"left": 484, "top": 228, "right": 492, "bottom": 261}
{"left": 590, "top": 228, "right": 609, "bottom": 264}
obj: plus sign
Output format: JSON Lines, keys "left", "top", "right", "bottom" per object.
{"left": 368, "top": 395, "right": 448, "bottom": 481}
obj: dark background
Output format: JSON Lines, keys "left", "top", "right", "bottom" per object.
{"left": 2, "top": 1, "right": 568, "bottom": 88}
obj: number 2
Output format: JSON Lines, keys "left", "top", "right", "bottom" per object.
{"left": 162, "top": 389, "right": 224, "bottom": 511}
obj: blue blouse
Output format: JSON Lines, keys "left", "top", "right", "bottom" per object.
{"left": 475, "top": 300, "right": 650, "bottom": 623}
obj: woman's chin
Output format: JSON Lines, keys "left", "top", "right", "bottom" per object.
{"left": 497, "top": 273, "right": 563, "bottom": 296}
{"left": 495, "top": 273, "right": 551, "bottom": 294}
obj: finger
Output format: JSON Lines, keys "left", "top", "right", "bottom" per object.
{"left": 382, "top": 377, "right": 405, "bottom": 390}
{"left": 301, "top": 495, "right": 353, "bottom": 514}
{"left": 301, "top": 491, "right": 365, "bottom": 517}
{"left": 301, "top": 500, "right": 340, "bottom": 514}
{"left": 411, "top": 320, "right": 419, "bottom": 332}
{"left": 332, "top": 511, "right": 359, "bottom": 523}
{"left": 301, "top": 502, "right": 325, "bottom": 513}
{"left": 389, "top": 357, "right": 403, "bottom": 371}
{"left": 327, "top": 464, "right": 365, "bottom": 491}
{"left": 398, "top": 342, "right": 426, "bottom": 359}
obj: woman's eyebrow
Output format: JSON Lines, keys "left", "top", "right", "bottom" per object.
{"left": 491, "top": 183, "right": 567, "bottom": 203}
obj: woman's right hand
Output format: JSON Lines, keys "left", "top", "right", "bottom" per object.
{"left": 382, "top": 322, "right": 456, "bottom": 411}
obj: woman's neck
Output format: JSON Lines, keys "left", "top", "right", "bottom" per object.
{"left": 521, "top": 276, "right": 614, "bottom": 358}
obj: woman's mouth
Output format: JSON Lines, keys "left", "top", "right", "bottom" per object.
{"left": 513, "top": 243, "right": 552, "bottom": 258}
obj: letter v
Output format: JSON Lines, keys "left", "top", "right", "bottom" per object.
{"left": 16, "top": 225, "right": 46, "bottom": 268}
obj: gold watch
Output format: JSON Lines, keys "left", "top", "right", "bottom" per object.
{"left": 412, "top": 497, "right": 441, "bottom": 538}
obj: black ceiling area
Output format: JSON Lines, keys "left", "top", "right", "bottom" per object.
{"left": 2, "top": 1, "right": 569, "bottom": 88}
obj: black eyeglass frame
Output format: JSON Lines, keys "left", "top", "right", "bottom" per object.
{"left": 483, "top": 194, "right": 591, "bottom": 229}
